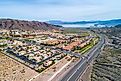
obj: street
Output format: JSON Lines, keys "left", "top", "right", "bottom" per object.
{"left": 60, "top": 34, "right": 105, "bottom": 81}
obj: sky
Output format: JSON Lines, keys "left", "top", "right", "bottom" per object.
{"left": 0, "top": 0, "right": 121, "bottom": 21}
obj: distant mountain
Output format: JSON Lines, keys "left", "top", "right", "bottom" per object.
{"left": 115, "top": 24, "right": 121, "bottom": 28}
{"left": 95, "top": 19, "right": 121, "bottom": 26}
{"left": 47, "top": 19, "right": 121, "bottom": 27}
{"left": 0, "top": 19, "right": 59, "bottom": 31}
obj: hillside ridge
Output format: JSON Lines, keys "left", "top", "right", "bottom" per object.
{"left": 0, "top": 19, "right": 59, "bottom": 31}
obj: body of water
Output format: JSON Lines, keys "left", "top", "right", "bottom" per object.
{"left": 60, "top": 24, "right": 95, "bottom": 27}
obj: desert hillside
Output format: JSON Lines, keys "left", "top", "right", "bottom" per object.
{"left": 0, "top": 19, "right": 59, "bottom": 31}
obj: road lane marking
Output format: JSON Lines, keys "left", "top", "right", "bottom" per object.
{"left": 67, "top": 60, "right": 86, "bottom": 81}
{"left": 66, "top": 36, "right": 105, "bottom": 81}
{"left": 75, "top": 65, "right": 90, "bottom": 81}
{"left": 48, "top": 60, "right": 72, "bottom": 81}
{"left": 29, "top": 58, "right": 70, "bottom": 81}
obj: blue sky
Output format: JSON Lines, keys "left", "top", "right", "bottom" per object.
{"left": 0, "top": 0, "right": 121, "bottom": 21}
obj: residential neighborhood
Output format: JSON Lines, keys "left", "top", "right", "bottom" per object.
{"left": 0, "top": 28, "right": 99, "bottom": 81}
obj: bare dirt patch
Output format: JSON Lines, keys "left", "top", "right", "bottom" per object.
{"left": 0, "top": 52, "right": 38, "bottom": 81}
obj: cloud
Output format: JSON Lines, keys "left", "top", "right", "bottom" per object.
{"left": 0, "top": 0, "right": 121, "bottom": 21}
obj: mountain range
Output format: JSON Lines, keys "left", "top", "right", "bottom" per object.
{"left": 47, "top": 19, "right": 121, "bottom": 27}
{"left": 0, "top": 18, "right": 121, "bottom": 30}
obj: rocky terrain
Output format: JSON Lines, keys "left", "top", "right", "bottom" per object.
{"left": 91, "top": 26, "right": 121, "bottom": 81}
{"left": 0, "top": 19, "right": 59, "bottom": 31}
{"left": 91, "top": 46, "right": 121, "bottom": 81}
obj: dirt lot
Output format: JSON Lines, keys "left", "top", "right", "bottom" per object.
{"left": 0, "top": 52, "right": 38, "bottom": 81}
{"left": 31, "top": 56, "right": 75, "bottom": 81}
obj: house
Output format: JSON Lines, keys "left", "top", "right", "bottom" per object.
{"left": 63, "top": 41, "right": 80, "bottom": 51}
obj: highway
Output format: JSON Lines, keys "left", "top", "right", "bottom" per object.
{"left": 60, "top": 34, "right": 105, "bottom": 81}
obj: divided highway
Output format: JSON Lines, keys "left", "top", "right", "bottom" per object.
{"left": 60, "top": 34, "right": 105, "bottom": 81}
